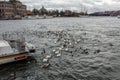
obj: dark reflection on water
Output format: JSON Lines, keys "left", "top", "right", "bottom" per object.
{"left": 0, "top": 17, "right": 120, "bottom": 80}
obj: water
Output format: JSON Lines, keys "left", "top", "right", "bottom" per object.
{"left": 0, "top": 17, "right": 120, "bottom": 80}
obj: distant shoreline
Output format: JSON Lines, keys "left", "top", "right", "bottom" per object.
{"left": 0, "top": 15, "right": 118, "bottom": 20}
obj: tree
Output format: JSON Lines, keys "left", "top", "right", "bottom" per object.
{"left": 60, "top": 10, "right": 65, "bottom": 17}
{"left": 32, "top": 8, "right": 39, "bottom": 15}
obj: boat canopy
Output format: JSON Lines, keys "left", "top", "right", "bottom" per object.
{"left": 0, "top": 40, "right": 13, "bottom": 56}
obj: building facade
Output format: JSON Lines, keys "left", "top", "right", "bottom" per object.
{"left": 0, "top": 0, "right": 26, "bottom": 19}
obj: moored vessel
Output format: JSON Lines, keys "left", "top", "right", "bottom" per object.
{"left": 0, "top": 34, "right": 36, "bottom": 65}
{"left": 117, "top": 15, "right": 120, "bottom": 19}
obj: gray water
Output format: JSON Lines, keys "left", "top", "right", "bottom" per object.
{"left": 0, "top": 17, "right": 120, "bottom": 80}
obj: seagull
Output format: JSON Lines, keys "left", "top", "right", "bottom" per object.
{"left": 55, "top": 51, "right": 59, "bottom": 54}
{"left": 52, "top": 49, "right": 56, "bottom": 52}
{"left": 43, "top": 58, "right": 48, "bottom": 62}
{"left": 46, "top": 55, "right": 52, "bottom": 59}
{"left": 56, "top": 53, "right": 61, "bottom": 57}
{"left": 65, "top": 48, "right": 69, "bottom": 51}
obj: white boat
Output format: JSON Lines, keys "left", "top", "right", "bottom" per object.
{"left": 14, "top": 15, "right": 22, "bottom": 20}
{"left": 22, "top": 15, "right": 53, "bottom": 20}
{"left": 118, "top": 15, "right": 120, "bottom": 19}
{"left": 0, "top": 35, "right": 36, "bottom": 65}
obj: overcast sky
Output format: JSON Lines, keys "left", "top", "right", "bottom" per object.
{"left": 7, "top": 0, "right": 120, "bottom": 13}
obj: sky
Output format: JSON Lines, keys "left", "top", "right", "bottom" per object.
{"left": 4, "top": 0, "right": 120, "bottom": 13}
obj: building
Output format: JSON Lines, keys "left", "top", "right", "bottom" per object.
{"left": 0, "top": 0, "right": 26, "bottom": 19}
{"left": 39, "top": 6, "right": 48, "bottom": 15}
{"left": 27, "top": 10, "right": 33, "bottom": 16}
{"left": 64, "top": 10, "right": 72, "bottom": 17}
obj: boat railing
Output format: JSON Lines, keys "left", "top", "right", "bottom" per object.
{"left": 2, "top": 33, "right": 25, "bottom": 42}
{"left": 2, "top": 33, "right": 26, "bottom": 52}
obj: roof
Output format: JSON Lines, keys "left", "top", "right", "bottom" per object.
{"left": 0, "top": 40, "right": 10, "bottom": 47}
{"left": 0, "top": 40, "right": 13, "bottom": 56}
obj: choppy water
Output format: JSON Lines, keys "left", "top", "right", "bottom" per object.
{"left": 0, "top": 17, "right": 120, "bottom": 80}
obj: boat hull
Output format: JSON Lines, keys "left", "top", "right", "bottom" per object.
{"left": 0, "top": 53, "right": 29, "bottom": 65}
